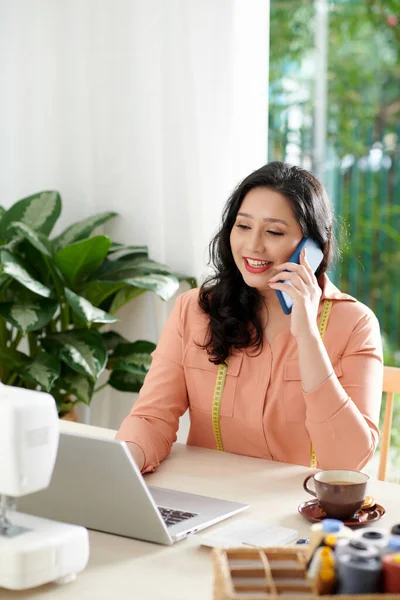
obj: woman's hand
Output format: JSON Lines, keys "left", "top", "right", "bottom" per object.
{"left": 268, "top": 248, "right": 322, "bottom": 339}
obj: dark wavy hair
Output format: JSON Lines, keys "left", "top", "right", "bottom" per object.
{"left": 198, "top": 161, "right": 338, "bottom": 364}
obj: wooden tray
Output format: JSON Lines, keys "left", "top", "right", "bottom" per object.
{"left": 212, "top": 546, "right": 399, "bottom": 599}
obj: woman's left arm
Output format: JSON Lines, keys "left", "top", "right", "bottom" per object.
{"left": 299, "top": 310, "right": 382, "bottom": 470}
{"left": 269, "top": 249, "right": 383, "bottom": 470}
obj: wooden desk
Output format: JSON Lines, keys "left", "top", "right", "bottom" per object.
{"left": 4, "top": 422, "right": 400, "bottom": 600}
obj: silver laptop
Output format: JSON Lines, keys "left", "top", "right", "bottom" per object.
{"left": 18, "top": 431, "right": 248, "bottom": 545}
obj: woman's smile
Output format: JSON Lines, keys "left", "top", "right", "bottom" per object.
{"left": 244, "top": 257, "right": 273, "bottom": 274}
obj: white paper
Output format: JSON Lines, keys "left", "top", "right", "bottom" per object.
{"left": 199, "top": 519, "right": 298, "bottom": 549}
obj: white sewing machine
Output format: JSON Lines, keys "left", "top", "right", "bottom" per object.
{"left": 0, "top": 384, "right": 89, "bottom": 590}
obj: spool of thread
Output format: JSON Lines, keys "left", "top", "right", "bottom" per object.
{"left": 336, "top": 553, "right": 382, "bottom": 595}
{"left": 353, "top": 527, "right": 389, "bottom": 553}
{"left": 308, "top": 519, "right": 352, "bottom": 558}
{"left": 391, "top": 524, "right": 400, "bottom": 536}
{"left": 322, "top": 534, "right": 338, "bottom": 550}
{"left": 382, "top": 553, "right": 400, "bottom": 593}
{"left": 335, "top": 538, "right": 379, "bottom": 560}
{"left": 316, "top": 565, "right": 336, "bottom": 595}
{"left": 307, "top": 534, "right": 338, "bottom": 569}
{"left": 382, "top": 536, "right": 400, "bottom": 557}
{"left": 308, "top": 546, "right": 335, "bottom": 581}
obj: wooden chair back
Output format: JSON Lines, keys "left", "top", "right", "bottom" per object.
{"left": 378, "top": 365, "right": 400, "bottom": 481}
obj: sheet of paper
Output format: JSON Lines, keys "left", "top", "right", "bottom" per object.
{"left": 199, "top": 519, "right": 298, "bottom": 549}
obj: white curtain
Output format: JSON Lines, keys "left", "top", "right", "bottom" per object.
{"left": 0, "top": 0, "right": 269, "bottom": 431}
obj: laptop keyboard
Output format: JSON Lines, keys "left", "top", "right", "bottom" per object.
{"left": 158, "top": 506, "right": 198, "bottom": 527}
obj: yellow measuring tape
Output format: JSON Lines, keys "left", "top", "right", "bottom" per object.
{"left": 211, "top": 358, "right": 229, "bottom": 452}
{"left": 211, "top": 299, "right": 333, "bottom": 464}
{"left": 310, "top": 299, "right": 333, "bottom": 468}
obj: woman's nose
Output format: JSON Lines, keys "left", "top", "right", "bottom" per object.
{"left": 246, "top": 230, "right": 265, "bottom": 254}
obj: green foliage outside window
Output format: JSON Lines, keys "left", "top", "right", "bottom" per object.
{"left": 269, "top": 0, "right": 400, "bottom": 479}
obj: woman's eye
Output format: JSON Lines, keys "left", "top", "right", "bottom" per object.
{"left": 236, "top": 224, "right": 250, "bottom": 230}
{"left": 267, "top": 231, "right": 284, "bottom": 236}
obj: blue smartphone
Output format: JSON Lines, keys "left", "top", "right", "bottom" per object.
{"left": 275, "top": 238, "right": 324, "bottom": 315}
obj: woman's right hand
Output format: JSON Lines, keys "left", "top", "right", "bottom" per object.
{"left": 126, "top": 441, "right": 145, "bottom": 471}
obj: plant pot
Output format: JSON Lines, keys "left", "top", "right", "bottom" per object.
{"left": 60, "top": 408, "right": 79, "bottom": 422}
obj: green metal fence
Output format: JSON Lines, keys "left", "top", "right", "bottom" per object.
{"left": 268, "top": 125, "right": 400, "bottom": 352}
{"left": 269, "top": 124, "right": 400, "bottom": 482}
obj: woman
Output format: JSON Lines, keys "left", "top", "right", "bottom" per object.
{"left": 116, "top": 161, "right": 383, "bottom": 473}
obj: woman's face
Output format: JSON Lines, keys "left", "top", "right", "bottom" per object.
{"left": 229, "top": 186, "right": 303, "bottom": 295}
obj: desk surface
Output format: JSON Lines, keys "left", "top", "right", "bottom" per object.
{"left": 5, "top": 421, "right": 400, "bottom": 600}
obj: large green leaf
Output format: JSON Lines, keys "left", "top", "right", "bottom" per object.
{"left": 5, "top": 280, "right": 43, "bottom": 302}
{"left": 101, "top": 331, "right": 129, "bottom": 352}
{"left": 108, "top": 243, "right": 148, "bottom": 257}
{"left": 0, "top": 206, "right": 5, "bottom": 220}
{"left": 52, "top": 211, "right": 118, "bottom": 252}
{"left": 109, "top": 285, "right": 146, "bottom": 314}
{"left": 172, "top": 272, "right": 197, "bottom": 289}
{"left": 113, "top": 339, "right": 156, "bottom": 358}
{"left": 81, "top": 280, "right": 127, "bottom": 307}
{"left": 55, "top": 371, "right": 94, "bottom": 405}
{"left": 120, "top": 274, "right": 179, "bottom": 301}
{"left": 0, "top": 273, "right": 11, "bottom": 295}
{"left": 42, "top": 329, "right": 107, "bottom": 382}
{"left": 8, "top": 240, "right": 53, "bottom": 288}
{"left": 127, "top": 258, "right": 171, "bottom": 273}
{"left": 117, "top": 251, "right": 152, "bottom": 262}
{"left": 0, "top": 250, "right": 52, "bottom": 298}
{"left": 10, "top": 221, "right": 52, "bottom": 257}
{"left": 96, "top": 257, "right": 172, "bottom": 280}
{"left": 109, "top": 340, "right": 156, "bottom": 373}
{"left": 99, "top": 273, "right": 179, "bottom": 310}
{"left": 54, "top": 236, "right": 111, "bottom": 287}
{"left": 0, "top": 191, "right": 61, "bottom": 242}
{"left": 21, "top": 351, "right": 61, "bottom": 391}
{"left": 65, "top": 288, "right": 119, "bottom": 325}
{"left": 0, "top": 347, "right": 30, "bottom": 370}
{"left": 0, "top": 298, "right": 57, "bottom": 333}
{"left": 108, "top": 370, "right": 146, "bottom": 392}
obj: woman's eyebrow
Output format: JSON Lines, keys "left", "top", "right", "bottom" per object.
{"left": 237, "top": 212, "right": 289, "bottom": 226}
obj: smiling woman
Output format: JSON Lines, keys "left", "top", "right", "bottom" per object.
{"left": 116, "top": 161, "right": 383, "bottom": 476}
{"left": 229, "top": 187, "right": 303, "bottom": 291}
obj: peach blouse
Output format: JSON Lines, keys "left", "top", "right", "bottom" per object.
{"left": 116, "top": 275, "right": 383, "bottom": 472}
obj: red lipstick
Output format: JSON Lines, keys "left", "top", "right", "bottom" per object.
{"left": 244, "top": 258, "right": 272, "bottom": 274}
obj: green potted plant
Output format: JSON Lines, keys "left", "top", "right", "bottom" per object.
{"left": 0, "top": 191, "right": 196, "bottom": 417}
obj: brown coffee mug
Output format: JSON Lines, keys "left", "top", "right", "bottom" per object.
{"left": 303, "top": 469, "right": 369, "bottom": 520}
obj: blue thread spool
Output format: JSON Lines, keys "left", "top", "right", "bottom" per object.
{"left": 382, "top": 536, "right": 400, "bottom": 557}
{"left": 308, "top": 518, "right": 351, "bottom": 558}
